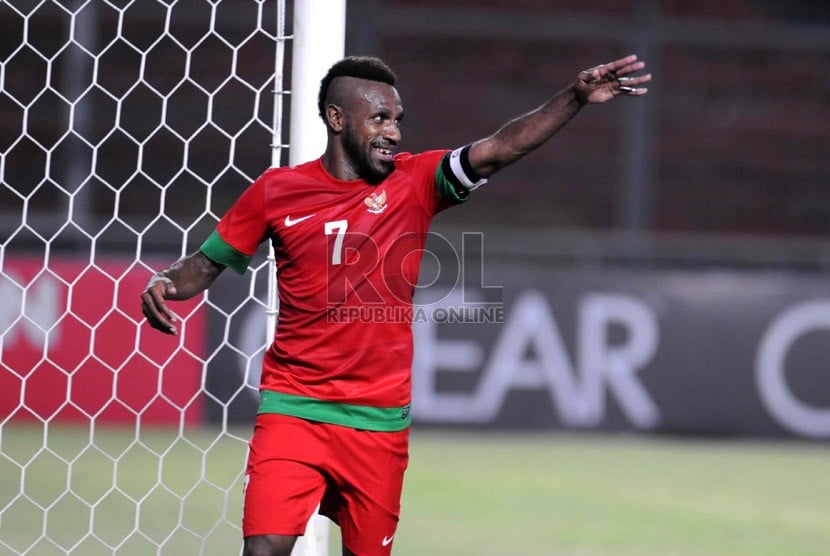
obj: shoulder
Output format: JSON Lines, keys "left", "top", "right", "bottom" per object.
{"left": 393, "top": 150, "right": 450, "bottom": 174}
{"left": 393, "top": 150, "right": 450, "bottom": 165}
{"left": 258, "top": 159, "right": 319, "bottom": 182}
{"left": 253, "top": 159, "right": 329, "bottom": 202}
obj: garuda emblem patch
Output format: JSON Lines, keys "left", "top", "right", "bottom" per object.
{"left": 364, "top": 190, "right": 388, "bottom": 214}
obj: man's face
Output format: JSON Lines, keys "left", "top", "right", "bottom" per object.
{"left": 339, "top": 80, "right": 403, "bottom": 184}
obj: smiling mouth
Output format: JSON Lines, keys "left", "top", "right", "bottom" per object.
{"left": 373, "top": 145, "right": 395, "bottom": 158}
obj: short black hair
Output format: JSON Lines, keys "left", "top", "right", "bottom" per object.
{"left": 317, "top": 56, "right": 397, "bottom": 122}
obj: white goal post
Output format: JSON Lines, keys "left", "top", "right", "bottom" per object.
{"left": 283, "top": 3, "right": 345, "bottom": 555}
{"left": 0, "top": 1, "right": 343, "bottom": 555}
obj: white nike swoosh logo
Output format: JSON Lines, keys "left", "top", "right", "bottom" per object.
{"left": 284, "top": 214, "right": 315, "bottom": 227}
{"left": 382, "top": 535, "right": 394, "bottom": 547}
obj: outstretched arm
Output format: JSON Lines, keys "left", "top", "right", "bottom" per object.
{"left": 468, "top": 54, "right": 651, "bottom": 178}
{"left": 140, "top": 251, "right": 225, "bottom": 335}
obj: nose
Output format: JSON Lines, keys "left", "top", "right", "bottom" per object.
{"left": 383, "top": 122, "right": 401, "bottom": 144}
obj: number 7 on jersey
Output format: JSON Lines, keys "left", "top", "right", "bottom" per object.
{"left": 324, "top": 220, "right": 348, "bottom": 265}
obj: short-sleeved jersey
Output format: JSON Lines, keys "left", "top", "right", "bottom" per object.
{"left": 201, "top": 150, "right": 467, "bottom": 430}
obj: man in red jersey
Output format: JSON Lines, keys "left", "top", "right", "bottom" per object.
{"left": 141, "top": 54, "right": 650, "bottom": 556}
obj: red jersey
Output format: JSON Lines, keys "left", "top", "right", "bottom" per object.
{"left": 201, "top": 150, "right": 467, "bottom": 430}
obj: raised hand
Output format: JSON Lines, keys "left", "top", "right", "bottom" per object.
{"left": 574, "top": 54, "right": 651, "bottom": 104}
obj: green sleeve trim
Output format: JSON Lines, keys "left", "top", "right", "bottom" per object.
{"left": 435, "top": 153, "right": 471, "bottom": 205}
{"left": 200, "top": 229, "right": 251, "bottom": 275}
{"left": 258, "top": 389, "right": 411, "bottom": 432}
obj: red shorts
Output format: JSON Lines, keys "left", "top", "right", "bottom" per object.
{"left": 243, "top": 413, "right": 409, "bottom": 555}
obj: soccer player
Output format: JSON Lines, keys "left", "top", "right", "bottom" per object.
{"left": 140, "top": 54, "right": 650, "bottom": 556}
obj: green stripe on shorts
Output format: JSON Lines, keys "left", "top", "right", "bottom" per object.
{"left": 258, "top": 389, "right": 411, "bottom": 432}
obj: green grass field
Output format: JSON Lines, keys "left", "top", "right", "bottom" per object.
{"left": 1, "top": 424, "right": 828, "bottom": 555}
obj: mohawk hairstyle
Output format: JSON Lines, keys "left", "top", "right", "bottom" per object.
{"left": 317, "top": 56, "right": 397, "bottom": 123}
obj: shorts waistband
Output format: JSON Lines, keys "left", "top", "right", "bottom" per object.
{"left": 257, "top": 390, "right": 411, "bottom": 432}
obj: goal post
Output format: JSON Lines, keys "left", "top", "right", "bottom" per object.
{"left": 283, "top": 5, "right": 346, "bottom": 556}
{"left": 0, "top": 1, "right": 344, "bottom": 555}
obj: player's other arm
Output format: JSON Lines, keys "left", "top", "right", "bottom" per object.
{"left": 141, "top": 251, "right": 225, "bottom": 335}
{"left": 468, "top": 54, "right": 651, "bottom": 178}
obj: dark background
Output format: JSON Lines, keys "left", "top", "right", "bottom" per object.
{"left": 3, "top": 0, "right": 830, "bottom": 264}
{"left": 2, "top": 0, "right": 830, "bottom": 438}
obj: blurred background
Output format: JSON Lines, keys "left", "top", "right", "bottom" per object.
{"left": 1, "top": 1, "right": 830, "bottom": 554}
{"left": 4, "top": 0, "right": 830, "bottom": 256}
{"left": 5, "top": 0, "right": 828, "bottom": 436}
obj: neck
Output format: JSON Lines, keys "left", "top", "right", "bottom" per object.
{"left": 321, "top": 146, "right": 361, "bottom": 182}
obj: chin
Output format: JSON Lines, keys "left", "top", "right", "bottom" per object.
{"left": 364, "top": 162, "right": 395, "bottom": 185}
{"left": 379, "top": 160, "right": 395, "bottom": 175}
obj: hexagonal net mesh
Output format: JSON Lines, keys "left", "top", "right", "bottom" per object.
{"left": 0, "top": 1, "right": 293, "bottom": 554}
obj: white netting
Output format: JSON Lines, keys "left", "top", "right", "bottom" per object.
{"left": 0, "top": 1, "right": 291, "bottom": 554}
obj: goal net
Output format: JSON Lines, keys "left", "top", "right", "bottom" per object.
{"left": 0, "top": 1, "right": 338, "bottom": 554}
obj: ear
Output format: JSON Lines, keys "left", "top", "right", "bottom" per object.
{"left": 326, "top": 105, "right": 344, "bottom": 132}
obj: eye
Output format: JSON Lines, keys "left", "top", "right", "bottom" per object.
{"left": 373, "top": 115, "right": 384, "bottom": 124}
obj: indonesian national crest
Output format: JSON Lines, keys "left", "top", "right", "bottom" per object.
{"left": 364, "top": 190, "right": 388, "bottom": 214}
